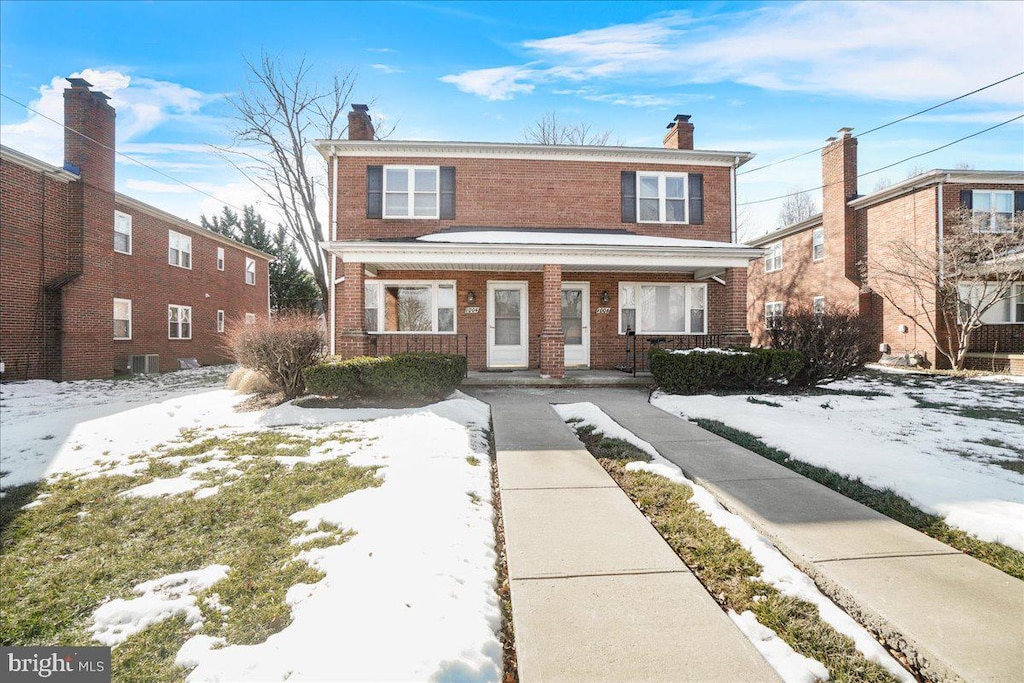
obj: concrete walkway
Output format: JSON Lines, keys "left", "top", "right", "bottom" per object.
{"left": 578, "top": 388, "right": 1024, "bottom": 683}
{"left": 474, "top": 388, "right": 780, "bottom": 683}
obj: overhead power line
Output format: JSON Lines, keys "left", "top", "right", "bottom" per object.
{"left": 0, "top": 91, "right": 247, "bottom": 214}
{"left": 738, "top": 71, "right": 1024, "bottom": 176}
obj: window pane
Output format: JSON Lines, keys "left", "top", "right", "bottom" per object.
{"left": 365, "top": 308, "right": 379, "bottom": 331}
{"left": 973, "top": 192, "right": 991, "bottom": 212}
{"left": 385, "top": 193, "right": 408, "bottom": 216}
{"left": 414, "top": 169, "right": 436, "bottom": 192}
{"left": 562, "top": 290, "right": 583, "bottom": 345}
{"left": 495, "top": 319, "right": 520, "bottom": 345}
{"left": 364, "top": 283, "right": 379, "bottom": 308}
{"left": 639, "top": 175, "right": 659, "bottom": 198}
{"left": 665, "top": 199, "right": 685, "bottom": 222}
{"left": 438, "top": 284, "right": 455, "bottom": 308}
{"left": 169, "top": 307, "right": 179, "bottom": 323}
{"left": 619, "top": 285, "right": 635, "bottom": 308}
{"left": 181, "top": 322, "right": 191, "bottom": 338}
{"left": 413, "top": 193, "right": 437, "bottom": 217}
{"left": 641, "top": 285, "right": 685, "bottom": 332}
{"left": 114, "top": 320, "right": 129, "bottom": 338}
{"left": 115, "top": 232, "right": 130, "bottom": 252}
{"left": 494, "top": 290, "right": 520, "bottom": 318}
{"left": 386, "top": 168, "right": 408, "bottom": 191}
{"left": 665, "top": 176, "right": 685, "bottom": 198}
{"left": 689, "top": 309, "right": 705, "bottom": 334}
{"left": 182, "top": 252, "right": 191, "bottom": 269}
{"left": 621, "top": 309, "right": 636, "bottom": 334}
{"left": 994, "top": 192, "right": 1013, "bottom": 212}
{"left": 385, "top": 286, "right": 431, "bottom": 331}
{"left": 438, "top": 308, "right": 455, "bottom": 332}
{"left": 639, "top": 198, "right": 659, "bottom": 221}
{"left": 494, "top": 289, "right": 521, "bottom": 346}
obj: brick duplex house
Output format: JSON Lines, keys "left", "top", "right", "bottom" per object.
{"left": 0, "top": 78, "right": 272, "bottom": 381}
{"left": 747, "top": 129, "right": 1024, "bottom": 374}
{"left": 317, "top": 107, "right": 762, "bottom": 378}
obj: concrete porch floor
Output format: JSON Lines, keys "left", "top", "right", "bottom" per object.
{"left": 462, "top": 368, "right": 653, "bottom": 387}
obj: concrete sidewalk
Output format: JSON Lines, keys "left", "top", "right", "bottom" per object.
{"left": 475, "top": 388, "right": 779, "bottom": 683}
{"left": 582, "top": 388, "right": 1024, "bottom": 683}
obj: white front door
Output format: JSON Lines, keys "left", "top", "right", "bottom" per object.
{"left": 562, "top": 282, "right": 590, "bottom": 368}
{"left": 487, "top": 282, "right": 529, "bottom": 368}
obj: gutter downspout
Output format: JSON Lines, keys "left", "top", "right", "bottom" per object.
{"left": 937, "top": 179, "right": 946, "bottom": 286}
{"left": 329, "top": 151, "right": 338, "bottom": 356}
{"left": 731, "top": 157, "right": 739, "bottom": 243}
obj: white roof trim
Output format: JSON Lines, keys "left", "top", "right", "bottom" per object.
{"left": 416, "top": 230, "right": 742, "bottom": 249}
{"left": 748, "top": 213, "right": 824, "bottom": 247}
{"left": 0, "top": 145, "right": 78, "bottom": 182}
{"left": 314, "top": 139, "right": 754, "bottom": 168}
{"left": 849, "top": 169, "right": 1024, "bottom": 209}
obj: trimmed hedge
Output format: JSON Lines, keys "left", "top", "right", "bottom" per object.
{"left": 650, "top": 347, "right": 805, "bottom": 395}
{"left": 302, "top": 352, "right": 467, "bottom": 399}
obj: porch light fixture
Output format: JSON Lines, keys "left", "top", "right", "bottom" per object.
{"left": 600, "top": 290, "right": 610, "bottom": 304}
{"left": 466, "top": 290, "right": 476, "bottom": 304}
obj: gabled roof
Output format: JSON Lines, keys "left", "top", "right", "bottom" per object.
{"left": 747, "top": 213, "right": 822, "bottom": 248}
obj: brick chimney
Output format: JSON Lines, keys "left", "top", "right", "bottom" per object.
{"left": 348, "top": 104, "right": 375, "bottom": 141}
{"left": 821, "top": 127, "right": 859, "bottom": 281}
{"left": 663, "top": 114, "right": 694, "bottom": 150}
{"left": 64, "top": 77, "right": 115, "bottom": 185}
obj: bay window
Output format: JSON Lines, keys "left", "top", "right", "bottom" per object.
{"left": 364, "top": 281, "right": 456, "bottom": 333}
{"left": 618, "top": 282, "right": 707, "bottom": 334}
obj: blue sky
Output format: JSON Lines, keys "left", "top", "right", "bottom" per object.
{"left": 2, "top": 1, "right": 1022, "bottom": 238}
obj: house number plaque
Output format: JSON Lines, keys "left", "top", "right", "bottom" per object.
{"left": 596, "top": 307, "right": 612, "bottom": 314}
{"left": 464, "top": 306, "right": 481, "bottom": 314}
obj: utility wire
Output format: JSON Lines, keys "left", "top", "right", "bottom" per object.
{"left": 0, "top": 91, "right": 248, "bottom": 214}
{"left": 737, "top": 113, "right": 1024, "bottom": 207}
{"left": 738, "top": 71, "right": 1024, "bottom": 176}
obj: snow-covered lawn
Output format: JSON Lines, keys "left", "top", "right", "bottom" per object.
{"left": 652, "top": 369, "right": 1024, "bottom": 552}
{"left": 1, "top": 369, "right": 501, "bottom": 682}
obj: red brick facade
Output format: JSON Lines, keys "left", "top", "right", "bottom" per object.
{"left": 0, "top": 80, "right": 271, "bottom": 381}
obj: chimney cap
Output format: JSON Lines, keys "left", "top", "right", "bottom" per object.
{"left": 837, "top": 127, "right": 854, "bottom": 136}
{"left": 825, "top": 136, "right": 837, "bottom": 143}
{"left": 66, "top": 77, "right": 93, "bottom": 89}
{"left": 92, "top": 91, "right": 111, "bottom": 102}
{"left": 351, "top": 103, "right": 369, "bottom": 113}
{"left": 666, "top": 114, "right": 692, "bottom": 128}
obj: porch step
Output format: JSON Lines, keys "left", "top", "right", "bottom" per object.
{"left": 462, "top": 369, "right": 652, "bottom": 388}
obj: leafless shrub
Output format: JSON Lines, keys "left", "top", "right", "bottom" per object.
{"left": 225, "top": 312, "right": 326, "bottom": 399}
{"left": 226, "top": 367, "right": 277, "bottom": 395}
{"left": 767, "top": 306, "right": 875, "bottom": 386}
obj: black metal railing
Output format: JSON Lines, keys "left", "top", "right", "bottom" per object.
{"left": 367, "top": 334, "right": 470, "bottom": 376}
{"left": 616, "top": 331, "right": 723, "bottom": 376}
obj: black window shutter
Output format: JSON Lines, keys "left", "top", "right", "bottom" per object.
{"left": 366, "top": 166, "right": 383, "bottom": 219}
{"left": 440, "top": 167, "right": 456, "bottom": 219}
{"left": 1014, "top": 191, "right": 1024, "bottom": 213}
{"left": 688, "top": 173, "right": 704, "bottom": 225}
{"left": 959, "top": 189, "right": 973, "bottom": 210}
{"left": 621, "top": 171, "right": 636, "bottom": 223}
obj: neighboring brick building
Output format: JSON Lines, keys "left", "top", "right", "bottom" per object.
{"left": 316, "top": 107, "right": 761, "bottom": 378}
{"left": 747, "top": 129, "right": 1024, "bottom": 374}
{"left": 0, "top": 78, "right": 272, "bottom": 381}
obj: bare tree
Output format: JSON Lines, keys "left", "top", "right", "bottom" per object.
{"left": 215, "top": 52, "right": 389, "bottom": 310}
{"left": 522, "top": 110, "right": 612, "bottom": 146}
{"left": 867, "top": 207, "right": 1024, "bottom": 370}
{"left": 776, "top": 189, "right": 818, "bottom": 227}
{"left": 872, "top": 176, "right": 893, "bottom": 192}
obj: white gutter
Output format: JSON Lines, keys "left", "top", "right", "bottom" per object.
{"left": 329, "top": 154, "right": 338, "bottom": 356}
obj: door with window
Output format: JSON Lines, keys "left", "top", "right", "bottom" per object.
{"left": 562, "top": 282, "right": 590, "bottom": 367}
{"left": 487, "top": 282, "right": 529, "bottom": 368}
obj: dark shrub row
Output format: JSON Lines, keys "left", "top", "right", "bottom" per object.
{"left": 650, "top": 347, "right": 805, "bottom": 394}
{"left": 303, "top": 353, "right": 467, "bottom": 399}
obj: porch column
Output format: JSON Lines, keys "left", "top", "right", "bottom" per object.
{"left": 540, "top": 264, "right": 565, "bottom": 378}
{"left": 336, "top": 261, "right": 368, "bottom": 358}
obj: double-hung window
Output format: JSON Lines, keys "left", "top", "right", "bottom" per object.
{"left": 113, "top": 298, "right": 132, "bottom": 340}
{"left": 971, "top": 190, "right": 1013, "bottom": 233}
{"left": 765, "top": 242, "right": 783, "bottom": 272}
{"left": 766, "top": 302, "right": 785, "bottom": 329}
{"left": 364, "top": 281, "right": 456, "bottom": 333}
{"left": 216, "top": 310, "right": 225, "bottom": 333}
{"left": 384, "top": 166, "right": 439, "bottom": 219}
{"left": 637, "top": 172, "right": 687, "bottom": 223}
{"left": 168, "top": 304, "right": 192, "bottom": 340}
{"left": 813, "top": 296, "right": 825, "bottom": 316}
{"left": 217, "top": 247, "right": 225, "bottom": 271}
{"left": 812, "top": 228, "right": 824, "bottom": 261}
{"left": 245, "top": 257, "right": 256, "bottom": 285}
{"left": 114, "top": 211, "right": 132, "bottom": 254}
{"left": 168, "top": 230, "right": 192, "bottom": 268}
{"left": 618, "top": 282, "right": 707, "bottom": 335}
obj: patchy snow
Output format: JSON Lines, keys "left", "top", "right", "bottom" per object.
{"left": 729, "top": 610, "right": 830, "bottom": 683}
{"left": 553, "top": 402, "right": 913, "bottom": 683}
{"left": 416, "top": 229, "right": 751, "bottom": 249}
{"left": 652, "top": 371, "right": 1024, "bottom": 551}
{"left": 669, "top": 347, "right": 746, "bottom": 355}
{"left": 90, "top": 565, "right": 230, "bottom": 647}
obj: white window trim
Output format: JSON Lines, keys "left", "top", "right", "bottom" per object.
{"left": 636, "top": 171, "right": 689, "bottom": 224}
{"left": 113, "top": 298, "right": 132, "bottom": 340}
{"left": 217, "top": 247, "right": 225, "bottom": 271}
{"left": 812, "top": 228, "right": 824, "bottom": 262}
{"left": 383, "top": 165, "right": 440, "bottom": 220}
{"left": 168, "top": 304, "right": 192, "bottom": 340}
{"left": 114, "top": 210, "right": 132, "bottom": 255}
{"left": 168, "top": 230, "right": 192, "bottom": 269}
{"left": 364, "top": 280, "right": 458, "bottom": 334}
{"left": 971, "top": 189, "right": 1014, "bottom": 234}
{"left": 766, "top": 301, "right": 785, "bottom": 328}
{"left": 813, "top": 296, "right": 826, "bottom": 315}
{"left": 245, "top": 257, "right": 256, "bottom": 285}
{"left": 617, "top": 282, "right": 708, "bottom": 336}
{"left": 765, "top": 243, "right": 783, "bottom": 272}
{"left": 216, "top": 309, "right": 225, "bottom": 333}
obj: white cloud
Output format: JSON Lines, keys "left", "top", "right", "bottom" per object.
{"left": 370, "top": 64, "right": 403, "bottom": 74}
{"left": 441, "top": 2, "right": 1024, "bottom": 104}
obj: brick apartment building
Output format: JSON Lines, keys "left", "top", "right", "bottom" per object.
{"left": 316, "top": 106, "right": 762, "bottom": 378}
{"left": 747, "top": 129, "right": 1024, "bottom": 373}
{"left": 0, "top": 78, "right": 272, "bottom": 381}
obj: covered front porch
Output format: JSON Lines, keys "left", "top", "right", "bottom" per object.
{"left": 324, "top": 230, "right": 762, "bottom": 378}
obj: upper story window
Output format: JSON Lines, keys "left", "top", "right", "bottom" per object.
{"left": 812, "top": 228, "right": 824, "bottom": 261}
{"left": 384, "top": 166, "right": 439, "bottom": 219}
{"left": 765, "top": 243, "right": 783, "bottom": 272}
{"left": 637, "top": 172, "right": 687, "bottom": 223}
{"left": 168, "top": 230, "right": 192, "bottom": 269}
{"left": 618, "top": 282, "right": 707, "bottom": 335}
{"left": 766, "top": 301, "right": 785, "bottom": 329}
{"left": 245, "top": 257, "right": 256, "bottom": 285}
{"left": 970, "top": 190, "right": 1014, "bottom": 233}
{"left": 114, "top": 211, "right": 132, "bottom": 255}
{"left": 168, "top": 304, "right": 192, "bottom": 340}
{"left": 364, "top": 281, "right": 456, "bottom": 333}
{"left": 113, "top": 298, "right": 132, "bottom": 340}
{"left": 217, "top": 247, "right": 225, "bottom": 271}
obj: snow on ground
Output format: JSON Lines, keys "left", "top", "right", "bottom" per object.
{"left": 553, "top": 402, "right": 914, "bottom": 683}
{"left": 2, "top": 369, "right": 502, "bottom": 681}
{"left": 652, "top": 371, "right": 1024, "bottom": 551}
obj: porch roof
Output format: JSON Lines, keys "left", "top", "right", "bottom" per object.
{"left": 321, "top": 229, "right": 764, "bottom": 276}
